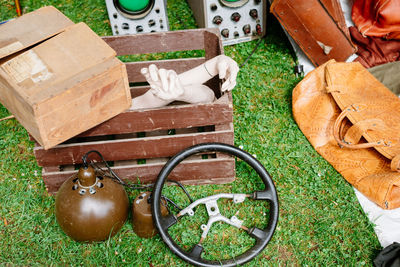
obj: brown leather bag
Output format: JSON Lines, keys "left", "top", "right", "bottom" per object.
{"left": 352, "top": 0, "right": 400, "bottom": 40}
{"left": 293, "top": 60, "right": 400, "bottom": 209}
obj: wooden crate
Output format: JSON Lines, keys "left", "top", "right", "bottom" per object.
{"left": 33, "top": 28, "right": 235, "bottom": 194}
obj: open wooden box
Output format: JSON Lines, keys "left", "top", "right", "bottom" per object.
{"left": 0, "top": 6, "right": 131, "bottom": 149}
{"left": 32, "top": 28, "right": 235, "bottom": 194}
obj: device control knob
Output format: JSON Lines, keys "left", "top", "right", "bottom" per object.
{"left": 136, "top": 25, "right": 144, "bottom": 33}
{"left": 243, "top": 24, "right": 251, "bottom": 35}
{"left": 210, "top": 3, "right": 218, "bottom": 11}
{"left": 231, "top": 12, "right": 241, "bottom": 22}
{"left": 221, "top": 28, "right": 229, "bottom": 38}
{"left": 249, "top": 9, "right": 258, "bottom": 19}
{"left": 255, "top": 0, "right": 262, "bottom": 4}
{"left": 212, "top": 15, "right": 223, "bottom": 25}
{"left": 234, "top": 31, "right": 239, "bottom": 38}
{"left": 148, "top": 19, "right": 156, "bottom": 27}
{"left": 122, "top": 23, "right": 129, "bottom": 30}
{"left": 256, "top": 24, "right": 262, "bottom": 35}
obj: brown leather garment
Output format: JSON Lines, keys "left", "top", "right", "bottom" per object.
{"left": 292, "top": 60, "right": 400, "bottom": 209}
{"left": 350, "top": 26, "right": 400, "bottom": 68}
{"left": 352, "top": 0, "right": 400, "bottom": 40}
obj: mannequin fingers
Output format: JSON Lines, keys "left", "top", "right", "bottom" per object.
{"left": 221, "top": 81, "right": 229, "bottom": 92}
{"left": 149, "top": 84, "right": 160, "bottom": 95}
{"left": 159, "top": 68, "right": 169, "bottom": 92}
{"left": 217, "top": 60, "right": 227, "bottom": 79}
{"left": 221, "top": 79, "right": 237, "bottom": 92}
{"left": 230, "top": 64, "right": 240, "bottom": 80}
{"left": 140, "top": 67, "right": 148, "bottom": 75}
{"left": 141, "top": 67, "right": 151, "bottom": 81}
{"left": 221, "top": 65, "right": 239, "bottom": 91}
{"left": 151, "top": 85, "right": 168, "bottom": 100}
{"left": 172, "top": 72, "right": 185, "bottom": 96}
{"left": 149, "top": 64, "right": 159, "bottom": 82}
{"left": 227, "top": 65, "right": 239, "bottom": 88}
{"left": 168, "top": 71, "right": 176, "bottom": 96}
{"left": 227, "top": 81, "right": 237, "bottom": 91}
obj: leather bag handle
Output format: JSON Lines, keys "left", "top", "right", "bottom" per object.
{"left": 333, "top": 104, "right": 387, "bottom": 149}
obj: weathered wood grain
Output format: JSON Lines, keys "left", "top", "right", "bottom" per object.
{"left": 42, "top": 157, "right": 235, "bottom": 194}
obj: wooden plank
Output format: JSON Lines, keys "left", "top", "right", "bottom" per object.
{"left": 42, "top": 157, "right": 235, "bottom": 194}
{"left": 43, "top": 166, "right": 60, "bottom": 172}
{"left": 125, "top": 58, "right": 205, "bottom": 83}
{"left": 215, "top": 123, "right": 235, "bottom": 160}
{"left": 204, "top": 29, "right": 223, "bottom": 60}
{"left": 35, "top": 127, "right": 234, "bottom": 166}
{"left": 77, "top": 94, "right": 232, "bottom": 137}
{"left": 101, "top": 29, "right": 220, "bottom": 56}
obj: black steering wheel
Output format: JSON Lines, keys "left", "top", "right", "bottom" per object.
{"left": 152, "top": 143, "right": 279, "bottom": 266}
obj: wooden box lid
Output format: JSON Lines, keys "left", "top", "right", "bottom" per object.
{"left": 0, "top": 22, "right": 117, "bottom": 106}
{"left": 0, "top": 6, "right": 74, "bottom": 59}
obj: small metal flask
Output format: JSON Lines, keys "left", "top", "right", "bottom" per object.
{"left": 132, "top": 191, "right": 168, "bottom": 238}
{"left": 55, "top": 165, "right": 129, "bottom": 242}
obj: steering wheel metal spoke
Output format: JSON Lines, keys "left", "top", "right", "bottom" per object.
{"left": 178, "top": 193, "right": 248, "bottom": 217}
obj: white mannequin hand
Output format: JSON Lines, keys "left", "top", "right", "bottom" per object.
{"left": 212, "top": 55, "right": 239, "bottom": 92}
{"left": 141, "top": 64, "right": 185, "bottom": 101}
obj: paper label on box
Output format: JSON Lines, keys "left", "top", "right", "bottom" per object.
{"left": 0, "top": 41, "right": 24, "bottom": 58}
{"left": 1, "top": 50, "right": 53, "bottom": 84}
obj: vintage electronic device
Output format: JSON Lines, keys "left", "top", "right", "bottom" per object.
{"left": 187, "top": 0, "right": 267, "bottom": 46}
{"left": 105, "top": 0, "right": 169, "bottom": 35}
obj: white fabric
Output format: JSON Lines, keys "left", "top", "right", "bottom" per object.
{"left": 355, "top": 188, "right": 400, "bottom": 247}
{"left": 283, "top": 0, "right": 400, "bottom": 247}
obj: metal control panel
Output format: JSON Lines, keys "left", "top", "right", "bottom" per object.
{"left": 187, "top": 0, "right": 266, "bottom": 46}
{"left": 105, "top": 0, "right": 169, "bottom": 35}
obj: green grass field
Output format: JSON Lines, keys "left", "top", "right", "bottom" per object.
{"left": 0, "top": 0, "right": 381, "bottom": 265}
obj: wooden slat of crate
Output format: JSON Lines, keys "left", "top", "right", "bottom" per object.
{"left": 42, "top": 156, "right": 235, "bottom": 194}
{"left": 34, "top": 123, "right": 234, "bottom": 166}
{"left": 102, "top": 29, "right": 219, "bottom": 56}
{"left": 77, "top": 93, "right": 232, "bottom": 137}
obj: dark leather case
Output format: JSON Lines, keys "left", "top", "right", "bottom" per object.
{"left": 271, "top": 0, "right": 356, "bottom": 66}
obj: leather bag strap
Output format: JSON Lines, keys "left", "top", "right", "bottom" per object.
{"left": 343, "top": 118, "right": 386, "bottom": 144}
{"left": 333, "top": 104, "right": 387, "bottom": 149}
